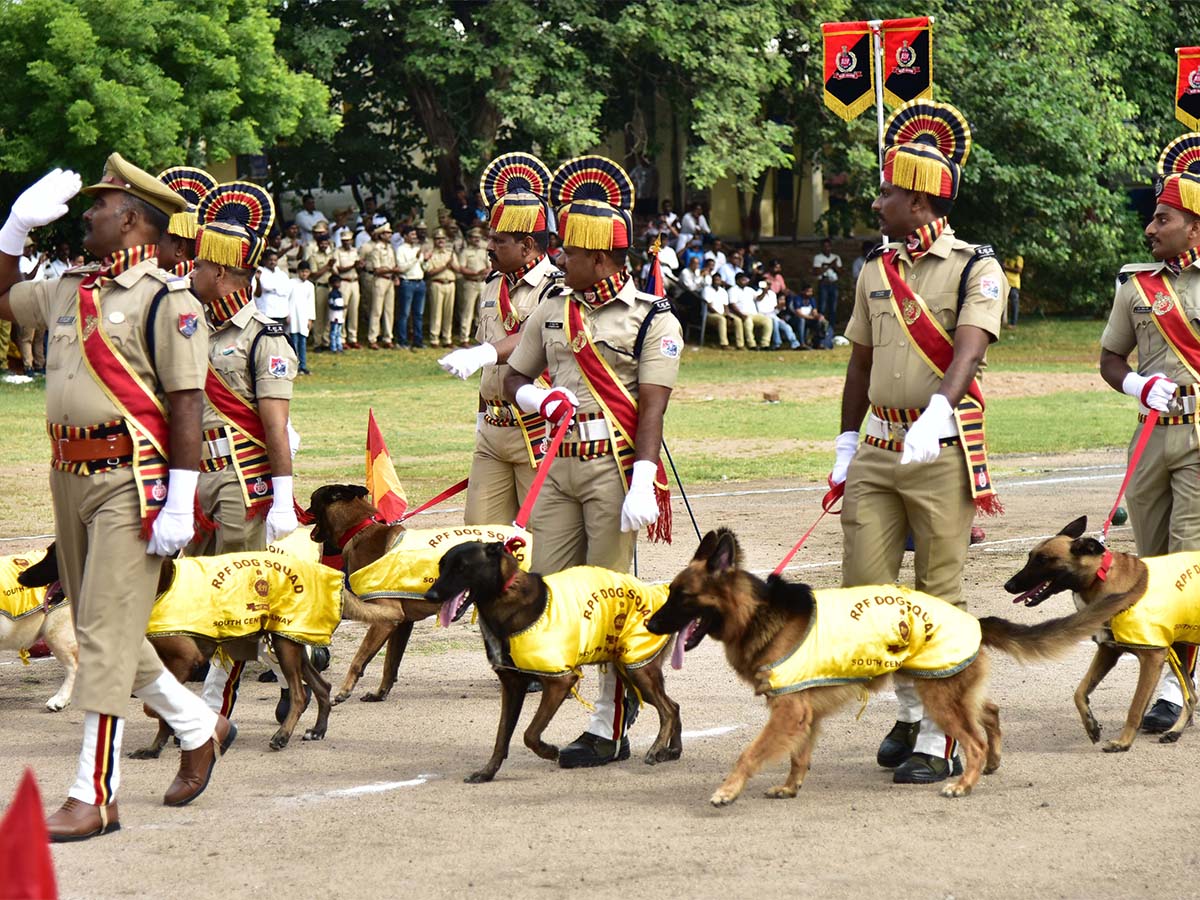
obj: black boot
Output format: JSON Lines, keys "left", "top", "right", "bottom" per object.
{"left": 876, "top": 720, "right": 920, "bottom": 768}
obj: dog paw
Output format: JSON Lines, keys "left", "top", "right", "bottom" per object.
{"left": 983, "top": 761, "right": 1001, "bottom": 775}
{"left": 332, "top": 692, "right": 350, "bottom": 706}
{"left": 360, "top": 691, "right": 387, "bottom": 703}
{"left": 44, "top": 697, "right": 69, "bottom": 712}
{"left": 531, "top": 743, "right": 558, "bottom": 761}
{"left": 1158, "top": 731, "right": 1182, "bottom": 744}
{"left": 127, "top": 747, "right": 161, "bottom": 760}
{"left": 269, "top": 733, "right": 291, "bottom": 751}
{"left": 644, "top": 745, "right": 683, "bottom": 766}
{"left": 1101, "top": 740, "right": 1130, "bottom": 753}
{"left": 465, "top": 771, "right": 495, "bottom": 784}
{"left": 302, "top": 729, "right": 327, "bottom": 742}
{"left": 709, "top": 789, "right": 738, "bottom": 807}
{"left": 940, "top": 782, "right": 972, "bottom": 798}
{"left": 763, "top": 785, "right": 797, "bottom": 799}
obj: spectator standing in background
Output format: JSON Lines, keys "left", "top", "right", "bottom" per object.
{"left": 677, "top": 201, "right": 711, "bottom": 252}
{"left": 812, "top": 238, "right": 841, "bottom": 349}
{"left": 327, "top": 274, "right": 346, "bottom": 353}
{"left": 255, "top": 248, "right": 292, "bottom": 324}
{"left": 455, "top": 226, "right": 490, "bottom": 347}
{"left": 424, "top": 227, "right": 458, "bottom": 349}
{"left": 1003, "top": 254, "right": 1023, "bottom": 329}
{"left": 394, "top": 225, "right": 428, "bottom": 351}
{"left": 287, "top": 261, "right": 315, "bottom": 375}
{"left": 293, "top": 193, "right": 328, "bottom": 245}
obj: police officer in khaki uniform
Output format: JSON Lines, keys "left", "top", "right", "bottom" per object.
{"left": 425, "top": 228, "right": 458, "bottom": 348}
{"left": 0, "top": 155, "right": 234, "bottom": 840}
{"left": 1100, "top": 133, "right": 1200, "bottom": 731}
{"left": 184, "top": 182, "right": 300, "bottom": 720}
{"left": 505, "top": 155, "right": 682, "bottom": 768}
{"left": 439, "top": 153, "right": 561, "bottom": 525}
{"left": 362, "top": 223, "right": 397, "bottom": 348}
{"left": 831, "top": 101, "right": 1005, "bottom": 784}
{"left": 307, "top": 223, "right": 336, "bottom": 349}
{"left": 455, "top": 226, "right": 490, "bottom": 345}
{"left": 155, "top": 166, "right": 217, "bottom": 278}
{"left": 334, "top": 228, "right": 362, "bottom": 348}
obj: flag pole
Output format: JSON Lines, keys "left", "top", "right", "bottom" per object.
{"left": 870, "top": 18, "right": 887, "bottom": 243}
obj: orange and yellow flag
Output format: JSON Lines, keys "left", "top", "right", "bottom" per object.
{"left": 366, "top": 409, "right": 408, "bottom": 523}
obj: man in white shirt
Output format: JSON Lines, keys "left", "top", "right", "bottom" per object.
{"left": 728, "top": 270, "right": 772, "bottom": 349}
{"left": 393, "top": 225, "right": 428, "bottom": 349}
{"left": 703, "top": 275, "right": 743, "bottom": 349}
{"left": 676, "top": 202, "right": 711, "bottom": 252}
{"left": 255, "top": 249, "right": 292, "bottom": 322}
{"left": 18, "top": 237, "right": 46, "bottom": 282}
{"left": 704, "top": 238, "right": 728, "bottom": 273}
{"left": 45, "top": 242, "right": 73, "bottom": 280}
{"left": 293, "top": 194, "right": 329, "bottom": 246}
{"left": 716, "top": 248, "right": 743, "bottom": 288}
{"left": 287, "top": 261, "right": 316, "bottom": 375}
{"left": 811, "top": 237, "right": 842, "bottom": 349}
{"left": 680, "top": 255, "right": 708, "bottom": 296}
{"left": 755, "top": 278, "right": 801, "bottom": 350}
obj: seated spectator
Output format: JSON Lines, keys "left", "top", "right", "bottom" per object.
{"left": 676, "top": 201, "right": 711, "bottom": 252}
{"left": 704, "top": 237, "right": 728, "bottom": 272}
{"left": 755, "top": 278, "right": 801, "bottom": 350}
{"left": 716, "top": 249, "right": 744, "bottom": 289}
{"left": 703, "top": 275, "right": 744, "bottom": 349}
{"left": 786, "top": 284, "right": 829, "bottom": 349}
{"left": 743, "top": 242, "right": 762, "bottom": 274}
{"left": 680, "top": 255, "right": 709, "bottom": 297}
{"left": 728, "top": 271, "right": 772, "bottom": 350}
{"left": 766, "top": 258, "right": 792, "bottom": 302}
{"left": 680, "top": 237, "right": 705, "bottom": 270}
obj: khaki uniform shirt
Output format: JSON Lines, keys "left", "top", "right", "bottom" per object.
{"left": 10, "top": 259, "right": 207, "bottom": 427}
{"left": 334, "top": 246, "right": 361, "bottom": 282}
{"left": 1100, "top": 260, "right": 1200, "bottom": 385}
{"left": 508, "top": 275, "right": 683, "bottom": 416}
{"left": 458, "top": 245, "right": 489, "bottom": 281}
{"left": 307, "top": 244, "right": 336, "bottom": 286}
{"left": 361, "top": 240, "right": 398, "bottom": 278}
{"left": 476, "top": 255, "right": 560, "bottom": 402}
{"left": 844, "top": 226, "right": 1005, "bottom": 409}
{"left": 279, "top": 239, "right": 303, "bottom": 275}
{"left": 201, "top": 301, "right": 296, "bottom": 432}
{"left": 425, "top": 247, "right": 456, "bottom": 284}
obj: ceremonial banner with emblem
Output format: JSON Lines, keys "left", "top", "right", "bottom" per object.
{"left": 1177, "top": 47, "right": 1200, "bottom": 131}
{"left": 882, "top": 17, "right": 933, "bottom": 109}
{"left": 366, "top": 409, "right": 408, "bottom": 523}
{"left": 822, "top": 21, "right": 874, "bottom": 122}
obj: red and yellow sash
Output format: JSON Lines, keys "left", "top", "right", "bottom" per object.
{"left": 204, "top": 366, "right": 274, "bottom": 517}
{"left": 877, "top": 252, "right": 1001, "bottom": 514}
{"left": 75, "top": 250, "right": 171, "bottom": 533}
{"left": 1131, "top": 270, "right": 1200, "bottom": 383}
{"left": 564, "top": 295, "right": 671, "bottom": 542}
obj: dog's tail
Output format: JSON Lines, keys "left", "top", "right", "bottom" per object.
{"left": 978, "top": 590, "right": 1134, "bottom": 663}
{"left": 341, "top": 588, "right": 406, "bottom": 625}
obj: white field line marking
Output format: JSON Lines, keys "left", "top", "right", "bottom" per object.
{"left": 283, "top": 774, "right": 438, "bottom": 804}
{"left": 680, "top": 725, "right": 743, "bottom": 739}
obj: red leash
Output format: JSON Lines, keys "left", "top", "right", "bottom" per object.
{"left": 511, "top": 415, "right": 573, "bottom": 533}
{"left": 772, "top": 479, "right": 844, "bottom": 577}
{"left": 1095, "top": 408, "right": 1158, "bottom": 580}
{"left": 398, "top": 477, "right": 469, "bottom": 523}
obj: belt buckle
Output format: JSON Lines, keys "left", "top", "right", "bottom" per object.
{"left": 891, "top": 422, "right": 908, "bottom": 442}
{"left": 1167, "top": 395, "right": 1185, "bottom": 416}
{"left": 106, "top": 433, "right": 121, "bottom": 467}
{"left": 54, "top": 437, "right": 69, "bottom": 461}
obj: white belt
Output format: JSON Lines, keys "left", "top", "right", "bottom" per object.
{"left": 865, "top": 412, "right": 957, "bottom": 443}
{"left": 575, "top": 418, "right": 610, "bottom": 441}
{"left": 1140, "top": 393, "right": 1197, "bottom": 417}
{"left": 205, "top": 436, "right": 232, "bottom": 459}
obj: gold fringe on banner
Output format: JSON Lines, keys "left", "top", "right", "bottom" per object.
{"left": 823, "top": 86, "right": 875, "bottom": 123}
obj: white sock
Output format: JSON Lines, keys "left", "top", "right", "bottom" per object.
{"left": 134, "top": 670, "right": 218, "bottom": 751}
{"left": 894, "top": 679, "right": 923, "bottom": 724}
{"left": 1160, "top": 670, "right": 1184, "bottom": 707}
{"left": 68, "top": 712, "right": 124, "bottom": 805}
{"left": 912, "top": 715, "right": 957, "bottom": 759}
{"left": 585, "top": 668, "right": 624, "bottom": 741}
{"left": 201, "top": 658, "right": 231, "bottom": 713}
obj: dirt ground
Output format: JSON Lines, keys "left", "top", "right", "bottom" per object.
{"left": 2, "top": 448, "right": 1196, "bottom": 900}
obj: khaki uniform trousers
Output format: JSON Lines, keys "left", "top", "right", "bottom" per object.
{"left": 457, "top": 280, "right": 483, "bottom": 345}
{"left": 341, "top": 280, "right": 361, "bottom": 344}
{"left": 188, "top": 467, "right": 266, "bottom": 556}
{"left": 358, "top": 275, "right": 374, "bottom": 343}
{"left": 20, "top": 325, "right": 45, "bottom": 370}
{"left": 529, "top": 451, "right": 634, "bottom": 575}
{"left": 49, "top": 467, "right": 168, "bottom": 717}
{"left": 1126, "top": 422, "right": 1200, "bottom": 557}
{"left": 742, "top": 313, "right": 773, "bottom": 349}
{"left": 465, "top": 422, "right": 536, "bottom": 526}
{"left": 0, "top": 319, "right": 11, "bottom": 365}
{"left": 706, "top": 313, "right": 742, "bottom": 347}
{"left": 427, "top": 280, "right": 456, "bottom": 346}
{"left": 313, "top": 283, "right": 331, "bottom": 347}
{"left": 368, "top": 276, "right": 394, "bottom": 344}
{"left": 841, "top": 442, "right": 974, "bottom": 609}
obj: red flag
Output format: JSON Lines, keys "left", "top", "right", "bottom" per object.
{"left": 365, "top": 410, "right": 408, "bottom": 523}
{"left": 1177, "top": 47, "right": 1200, "bottom": 131}
{"left": 645, "top": 236, "right": 665, "bottom": 298}
{"left": 882, "top": 17, "right": 933, "bottom": 109}
{"left": 0, "top": 769, "right": 57, "bottom": 900}
{"left": 822, "top": 21, "right": 874, "bottom": 122}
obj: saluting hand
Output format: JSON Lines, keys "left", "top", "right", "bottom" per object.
{"left": 0, "top": 168, "right": 82, "bottom": 256}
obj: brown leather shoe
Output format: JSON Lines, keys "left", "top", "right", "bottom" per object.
{"left": 163, "top": 715, "right": 236, "bottom": 807}
{"left": 47, "top": 798, "right": 120, "bottom": 842}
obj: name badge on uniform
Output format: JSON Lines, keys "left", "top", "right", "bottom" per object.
{"left": 221, "top": 347, "right": 236, "bottom": 356}
{"left": 482, "top": 300, "right": 496, "bottom": 308}
{"left": 56, "top": 315, "right": 75, "bottom": 325}
{"left": 869, "top": 289, "right": 892, "bottom": 299}
{"left": 1133, "top": 305, "right": 1152, "bottom": 313}
{"left": 546, "top": 321, "right": 563, "bottom": 330}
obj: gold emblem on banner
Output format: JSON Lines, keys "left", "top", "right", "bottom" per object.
{"left": 1153, "top": 290, "right": 1174, "bottom": 316}
{"left": 502, "top": 310, "right": 518, "bottom": 331}
{"left": 570, "top": 331, "right": 588, "bottom": 352}
{"left": 902, "top": 298, "right": 921, "bottom": 325}
{"left": 83, "top": 315, "right": 98, "bottom": 339}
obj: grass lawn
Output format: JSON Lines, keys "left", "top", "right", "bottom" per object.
{"left": 0, "top": 318, "right": 1131, "bottom": 530}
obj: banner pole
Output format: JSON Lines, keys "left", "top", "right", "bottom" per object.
{"left": 870, "top": 19, "right": 887, "bottom": 243}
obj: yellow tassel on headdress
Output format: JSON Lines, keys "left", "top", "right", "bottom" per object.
{"left": 494, "top": 202, "right": 541, "bottom": 234}
{"left": 1180, "top": 176, "right": 1200, "bottom": 218}
{"left": 168, "top": 211, "right": 199, "bottom": 240}
{"left": 891, "top": 149, "right": 949, "bottom": 197}
{"left": 562, "top": 206, "right": 615, "bottom": 251}
{"left": 197, "top": 229, "right": 249, "bottom": 267}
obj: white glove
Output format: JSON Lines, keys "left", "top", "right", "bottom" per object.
{"left": 900, "top": 394, "right": 954, "bottom": 465}
{"left": 476, "top": 412, "right": 485, "bottom": 434}
{"left": 286, "top": 419, "right": 301, "bottom": 459}
{"left": 830, "top": 430, "right": 859, "bottom": 485}
{"left": 265, "top": 475, "right": 299, "bottom": 544}
{"left": 0, "top": 169, "right": 82, "bottom": 256}
{"left": 514, "top": 384, "right": 578, "bottom": 424}
{"left": 1122, "top": 371, "right": 1178, "bottom": 413}
{"left": 439, "top": 343, "right": 497, "bottom": 380}
{"left": 146, "top": 469, "right": 198, "bottom": 556}
{"left": 620, "top": 460, "right": 660, "bottom": 533}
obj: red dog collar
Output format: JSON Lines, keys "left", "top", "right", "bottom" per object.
{"left": 1096, "top": 548, "right": 1114, "bottom": 581}
{"left": 337, "top": 515, "right": 381, "bottom": 551}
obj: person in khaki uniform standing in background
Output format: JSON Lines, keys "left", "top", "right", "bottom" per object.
{"left": 505, "top": 155, "right": 682, "bottom": 769}
{"left": 425, "top": 227, "right": 458, "bottom": 348}
{"left": 1099, "top": 133, "right": 1200, "bottom": 733}
{"left": 829, "top": 100, "right": 1006, "bottom": 785}
{"left": 307, "top": 223, "right": 336, "bottom": 350}
{"left": 439, "top": 153, "right": 561, "bottom": 525}
{"left": 334, "top": 228, "right": 362, "bottom": 348}
{"left": 362, "top": 222, "right": 397, "bottom": 348}
{"left": 0, "top": 155, "right": 235, "bottom": 841}
{"left": 183, "top": 182, "right": 301, "bottom": 723}
{"left": 155, "top": 166, "right": 217, "bottom": 278}
{"left": 455, "top": 225, "right": 490, "bottom": 346}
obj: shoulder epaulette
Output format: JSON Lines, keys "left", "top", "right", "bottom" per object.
{"left": 1117, "top": 262, "right": 1161, "bottom": 285}
{"left": 261, "top": 321, "right": 288, "bottom": 336}
{"left": 971, "top": 243, "right": 996, "bottom": 258}
{"left": 485, "top": 270, "right": 502, "bottom": 284}
{"left": 143, "top": 267, "right": 177, "bottom": 285}
{"left": 865, "top": 244, "right": 888, "bottom": 261}
{"left": 64, "top": 263, "right": 100, "bottom": 276}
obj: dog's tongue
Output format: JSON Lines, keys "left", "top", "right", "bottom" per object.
{"left": 438, "top": 591, "right": 467, "bottom": 628}
{"left": 671, "top": 620, "right": 698, "bottom": 670}
{"left": 1012, "top": 580, "right": 1050, "bottom": 605}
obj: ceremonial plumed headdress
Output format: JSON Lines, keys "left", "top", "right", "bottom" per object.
{"left": 82, "top": 153, "right": 188, "bottom": 217}
{"left": 551, "top": 155, "right": 635, "bottom": 251}
{"left": 480, "top": 153, "right": 554, "bottom": 235}
{"left": 882, "top": 99, "right": 972, "bottom": 200}
{"left": 1157, "top": 133, "right": 1200, "bottom": 217}
{"left": 195, "top": 182, "right": 276, "bottom": 269}
{"left": 157, "top": 167, "right": 217, "bottom": 240}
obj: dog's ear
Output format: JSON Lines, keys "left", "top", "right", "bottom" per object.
{"left": 485, "top": 542, "right": 504, "bottom": 559}
{"left": 1070, "top": 537, "right": 1106, "bottom": 559}
{"left": 693, "top": 530, "right": 721, "bottom": 562}
{"left": 1060, "top": 516, "right": 1088, "bottom": 539}
{"left": 708, "top": 531, "right": 738, "bottom": 575}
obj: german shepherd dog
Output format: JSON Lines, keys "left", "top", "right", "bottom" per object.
{"left": 424, "top": 540, "right": 682, "bottom": 784}
{"left": 645, "top": 529, "right": 1138, "bottom": 806}
{"left": 18, "top": 542, "right": 404, "bottom": 753}
{"left": 1004, "top": 516, "right": 1196, "bottom": 750}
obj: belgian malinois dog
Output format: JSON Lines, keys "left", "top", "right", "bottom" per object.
{"left": 425, "top": 540, "right": 683, "bottom": 784}
{"left": 1004, "top": 515, "right": 1197, "bottom": 750}
{"left": 645, "top": 528, "right": 1137, "bottom": 806}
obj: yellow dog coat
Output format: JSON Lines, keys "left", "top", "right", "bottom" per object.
{"left": 506, "top": 567, "right": 671, "bottom": 676}
{"left": 760, "top": 586, "right": 981, "bottom": 696}
{"left": 147, "top": 552, "right": 343, "bottom": 647}
{"left": 349, "top": 525, "right": 532, "bottom": 601}
{"left": 1108, "top": 553, "right": 1200, "bottom": 648}
{"left": 0, "top": 551, "right": 59, "bottom": 621}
